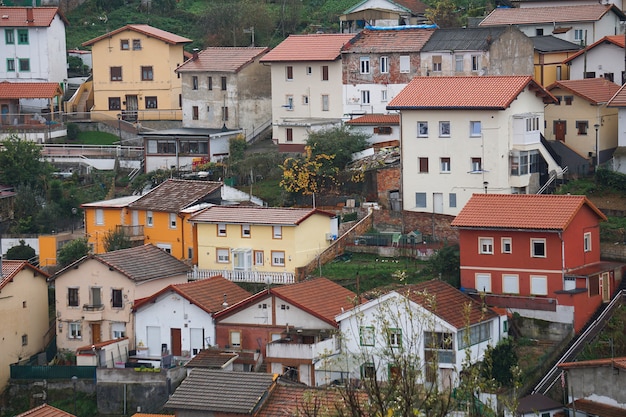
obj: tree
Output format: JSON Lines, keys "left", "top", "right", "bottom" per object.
{"left": 5, "top": 240, "right": 36, "bottom": 261}
{"left": 0, "top": 134, "right": 52, "bottom": 188}
{"left": 422, "top": 244, "right": 460, "bottom": 287}
{"left": 306, "top": 126, "right": 370, "bottom": 171}
{"left": 103, "top": 228, "right": 132, "bottom": 252}
{"left": 57, "top": 238, "right": 90, "bottom": 268}
{"left": 425, "top": 0, "right": 462, "bottom": 28}
{"left": 280, "top": 146, "right": 338, "bottom": 195}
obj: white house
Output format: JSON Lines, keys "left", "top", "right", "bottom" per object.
{"left": 563, "top": 35, "right": 625, "bottom": 83}
{"left": 607, "top": 82, "right": 626, "bottom": 174}
{"left": 328, "top": 280, "right": 506, "bottom": 389}
{"left": 387, "top": 75, "right": 561, "bottom": 216}
{"left": 133, "top": 275, "right": 251, "bottom": 358}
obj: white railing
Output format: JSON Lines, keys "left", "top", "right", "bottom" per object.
{"left": 188, "top": 268, "right": 295, "bottom": 284}
{"left": 537, "top": 166, "right": 568, "bottom": 195}
{"left": 266, "top": 336, "right": 339, "bottom": 360}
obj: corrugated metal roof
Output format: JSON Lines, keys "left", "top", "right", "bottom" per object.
{"left": 83, "top": 24, "right": 191, "bottom": 47}
{"left": 189, "top": 206, "right": 335, "bottom": 225}
{"left": 260, "top": 34, "right": 355, "bottom": 62}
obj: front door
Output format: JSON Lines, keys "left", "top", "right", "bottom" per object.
{"left": 601, "top": 272, "right": 611, "bottom": 302}
{"left": 125, "top": 95, "right": 138, "bottom": 121}
{"left": 91, "top": 323, "right": 101, "bottom": 344}
{"left": 171, "top": 328, "right": 182, "bottom": 356}
{"left": 554, "top": 120, "right": 566, "bottom": 141}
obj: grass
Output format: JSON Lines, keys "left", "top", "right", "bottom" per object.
{"left": 74, "top": 131, "right": 119, "bottom": 145}
{"left": 240, "top": 178, "right": 286, "bottom": 207}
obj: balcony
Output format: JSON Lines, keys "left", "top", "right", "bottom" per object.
{"left": 116, "top": 224, "right": 145, "bottom": 241}
{"left": 188, "top": 267, "right": 295, "bottom": 284}
{"left": 82, "top": 304, "right": 104, "bottom": 321}
{"left": 266, "top": 335, "right": 339, "bottom": 361}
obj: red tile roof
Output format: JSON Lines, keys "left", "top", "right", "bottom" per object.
{"left": 342, "top": 28, "right": 434, "bottom": 53}
{"left": 567, "top": 399, "right": 626, "bottom": 417}
{"left": 401, "top": 280, "right": 498, "bottom": 329}
{"left": 0, "top": 6, "right": 68, "bottom": 27}
{"left": 608, "top": 83, "right": 626, "bottom": 107}
{"left": 563, "top": 35, "right": 625, "bottom": 64}
{"left": 133, "top": 275, "right": 252, "bottom": 314}
{"left": 387, "top": 76, "right": 555, "bottom": 109}
{"left": 76, "top": 337, "right": 129, "bottom": 354}
{"left": 346, "top": 114, "right": 399, "bottom": 125}
{"left": 559, "top": 356, "right": 626, "bottom": 370}
{"left": 260, "top": 34, "right": 356, "bottom": 62}
{"left": 546, "top": 78, "right": 621, "bottom": 104}
{"left": 479, "top": 4, "right": 622, "bottom": 26}
{"left": 0, "top": 81, "right": 63, "bottom": 99}
{"left": 15, "top": 404, "right": 74, "bottom": 417}
{"left": 189, "top": 206, "right": 335, "bottom": 225}
{"left": 395, "top": 0, "right": 428, "bottom": 13}
{"left": 451, "top": 194, "right": 607, "bottom": 230}
{"left": 83, "top": 24, "right": 191, "bottom": 47}
{"left": 1, "top": 260, "right": 49, "bottom": 291}
{"left": 256, "top": 384, "right": 360, "bottom": 417}
{"left": 184, "top": 348, "right": 238, "bottom": 369}
{"left": 176, "top": 47, "right": 269, "bottom": 73}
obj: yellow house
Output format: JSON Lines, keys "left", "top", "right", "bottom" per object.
{"left": 0, "top": 261, "right": 50, "bottom": 393}
{"left": 82, "top": 180, "right": 222, "bottom": 262}
{"left": 82, "top": 24, "right": 191, "bottom": 122}
{"left": 532, "top": 35, "right": 582, "bottom": 86}
{"left": 51, "top": 244, "right": 191, "bottom": 355}
{"left": 189, "top": 206, "right": 338, "bottom": 283}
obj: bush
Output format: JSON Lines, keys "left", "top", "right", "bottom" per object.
{"left": 67, "top": 123, "right": 80, "bottom": 141}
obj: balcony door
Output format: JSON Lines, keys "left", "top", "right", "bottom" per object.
{"left": 91, "top": 323, "right": 101, "bottom": 344}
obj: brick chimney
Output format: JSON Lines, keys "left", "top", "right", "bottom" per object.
{"left": 26, "top": 8, "right": 34, "bottom": 23}
{"left": 192, "top": 48, "right": 199, "bottom": 60}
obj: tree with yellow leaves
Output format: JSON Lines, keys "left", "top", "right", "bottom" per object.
{"left": 280, "top": 146, "right": 338, "bottom": 195}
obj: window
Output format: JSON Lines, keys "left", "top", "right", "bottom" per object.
{"left": 241, "top": 224, "right": 251, "bottom": 237}
{"left": 449, "top": 193, "right": 456, "bottom": 208}
{"left": 217, "top": 223, "right": 226, "bottom": 236}
{"left": 536, "top": 28, "right": 544, "bottom": 36}
{"left": 501, "top": 237, "right": 512, "bottom": 254}
{"left": 470, "top": 121, "right": 481, "bottom": 137}
{"left": 302, "top": 95, "right": 309, "bottom": 105}
{"left": 69, "top": 322, "right": 82, "bottom": 339}
{"left": 22, "top": 301, "right": 26, "bottom": 308}
{"left": 229, "top": 330, "right": 241, "bottom": 348}
{"left": 455, "top": 54, "right": 463, "bottom": 72}
{"left": 222, "top": 106, "right": 229, "bottom": 121}
{"left": 419, "top": 157, "right": 429, "bottom": 173}
{"left": 68, "top": 288, "right": 79, "bottom": 307}
{"left": 604, "top": 72, "right": 614, "bottom": 82}
{"left": 17, "top": 29, "right": 28, "bottom": 45}
{"left": 217, "top": 248, "right": 230, "bottom": 263}
{"left": 380, "top": 56, "right": 389, "bottom": 73}
{"left": 90, "top": 287, "right": 102, "bottom": 308}
{"left": 286, "top": 128, "right": 293, "bottom": 142}
{"left": 322, "top": 95, "right": 329, "bottom": 111}
{"left": 192, "top": 76, "right": 198, "bottom": 90}
{"left": 440, "top": 157, "right": 451, "bottom": 173}
{"left": 584, "top": 232, "right": 592, "bottom": 252}
{"left": 387, "top": 329, "right": 402, "bottom": 347}
{"left": 169, "top": 213, "right": 177, "bottom": 229}
{"left": 146, "top": 96, "right": 158, "bottom": 109}
{"left": 471, "top": 55, "right": 479, "bottom": 72}
{"left": 564, "top": 96, "right": 573, "bottom": 105}
{"left": 191, "top": 106, "right": 199, "bottom": 120}
{"left": 221, "top": 76, "right": 227, "bottom": 90}
{"left": 5, "top": 29, "right": 15, "bottom": 44}
{"left": 381, "top": 90, "right": 387, "bottom": 102}
{"left": 503, "top": 274, "right": 519, "bottom": 294}
{"left": 359, "top": 326, "right": 375, "bottom": 346}
{"left": 526, "top": 117, "right": 539, "bottom": 132}
{"left": 273, "top": 226, "right": 282, "bottom": 239}
{"left": 556, "top": 66, "right": 562, "bottom": 81}
{"left": 479, "top": 237, "right": 494, "bottom": 254}
{"left": 361, "top": 362, "right": 375, "bottom": 379}
{"left": 120, "top": 39, "right": 130, "bottom": 50}
{"left": 584, "top": 72, "right": 595, "bottom": 79}
{"left": 254, "top": 250, "right": 264, "bottom": 266}
{"left": 531, "top": 238, "right": 546, "bottom": 258}
{"left": 112, "top": 322, "right": 126, "bottom": 339}
{"left": 417, "top": 122, "right": 428, "bottom": 137}
{"left": 439, "top": 121, "right": 450, "bottom": 137}
{"left": 146, "top": 211, "right": 153, "bottom": 227}
{"left": 110, "top": 66, "right": 122, "bottom": 81}
{"left": 208, "top": 76, "right": 213, "bottom": 90}
{"left": 132, "top": 39, "right": 142, "bottom": 50}
{"left": 457, "top": 322, "right": 491, "bottom": 349}
{"left": 361, "top": 90, "right": 370, "bottom": 104}
{"left": 574, "top": 29, "right": 584, "bottom": 42}
{"left": 424, "top": 331, "right": 454, "bottom": 363}
{"left": 18, "top": 59, "right": 29, "bottom": 72}
{"left": 360, "top": 57, "right": 370, "bottom": 74}
{"left": 375, "top": 126, "right": 392, "bottom": 135}
{"left": 7, "top": 59, "right": 15, "bottom": 72}
{"left": 432, "top": 55, "right": 442, "bottom": 72}
{"left": 286, "top": 66, "right": 293, "bottom": 80}
{"left": 415, "top": 192, "right": 427, "bottom": 208}
{"left": 576, "top": 121, "right": 588, "bottom": 135}
{"left": 322, "top": 65, "right": 329, "bottom": 81}
{"left": 400, "top": 55, "right": 410, "bottom": 73}
{"left": 108, "top": 97, "right": 121, "bottom": 110}
{"left": 476, "top": 273, "right": 491, "bottom": 293}
{"left": 271, "top": 251, "right": 285, "bottom": 266}
{"left": 22, "top": 334, "right": 28, "bottom": 346}
{"left": 112, "top": 289, "right": 123, "bottom": 308}
{"left": 530, "top": 275, "right": 548, "bottom": 295}
{"left": 471, "top": 157, "right": 482, "bottom": 172}
{"left": 95, "top": 209, "right": 104, "bottom": 225}
{"left": 141, "top": 66, "right": 154, "bottom": 81}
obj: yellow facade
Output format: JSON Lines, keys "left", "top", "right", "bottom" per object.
{"left": 533, "top": 50, "right": 576, "bottom": 86}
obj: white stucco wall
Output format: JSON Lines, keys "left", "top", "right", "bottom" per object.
{"left": 568, "top": 43, "right": 625, "bottom": 81}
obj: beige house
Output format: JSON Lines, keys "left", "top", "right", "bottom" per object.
{"left": 82, "top": 24, "right": 191, "bottom": 122}
{"left": 0, "top": 261, "right": 50, "bottom": 393}
{"left": 52, "top": 244, "right": 191, "bottom": 355}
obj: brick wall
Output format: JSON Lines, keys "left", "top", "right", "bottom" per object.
{"left": 373, "top": 210, "right": 458, "bottom": 243}
{"left": 376, "top": 167, "right": 400, "bottom": 210}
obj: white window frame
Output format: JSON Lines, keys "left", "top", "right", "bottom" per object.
{"left": 254, "top": 250, "right": 264, "bottom": 266}
{"left": 217, "top": 248, "right": 230, "bottom": 263}
{"left": 361, "top": 90, "right": 370, "bottom": 104}
{"left": 146, "top": 211, "right": 153, "bottom": 227}
{"left": 455, "top": 54, "right": 463, "bottom": 72}
{"left": 273, "top": 225, "right": 282, "bottom": 239}
{"left": 388, "top": 328, "right": 401, "bottom": 347}
{"left": 95, "top": 209, "right": 104, "bottom": 225}
{"left": 399, "top": 55, "right": 410, "bottom": 73}
{"left": 69, "top": 322, "right": 82, "bottom": 339}
{"left": 471, "top": 55, "right": 479, "bottom": 72}
{"left": 169, "top": 212, "right": 177, "bottom": 229}
{"left": 381, "top": 89, "right": 388, "bottom": 102}
{"left": 360, "top": 56, "right": 370, "bottom": 74}
{"left": 479, "top": 237, "right": 494, "bottom": 254}
{"left": 322, "top": 95, "right": 329, "bottom": 111}
{"left": 470, "top": 121, "right": 482, "bottom": 137}
{"left": 531, "top": 238, "right": 546, "bottom": 258}
{"left": 417, "top": 122, "right": 428, "bottom": 137}
{"left": 502, "top": 274, "right": 519, "bottom": 294}
{"left": 476, "top": 273, "right": 491, "bottom": 293}
{"left": 530, "top": 275, "right": 548, "bottom": 295}
{"left": 583, "top": 232, "right": 591, "bottom": 252}
{"left": 501, "top": 237, "right": 512, "bottom": 254}
{"left": 229, "top": 330, "right": 241, "bottom": 348}
{"left": 242, "top": 224, "right": 251, "bottom": 238}
{"left": 271, "top": 251, "right": 285, "bottom": 266}
{"left": 111, "top": 322, "right": 126, "bottom": 339}
{"left": 440, "top": 157, "right": 451, "bottom": 173}
{"left": 574, "top": 29, "right": 584, "bottom": 42}
{"left": 471, "top": 157, "right": 482, "bottom": 172}
{"left": 439, "top": 121, "right": 450, "bottom": 137}
{"left": 380, "top": 56, "right": 389, "bottom": 74}
{"left": 218, "top": 223, "right": 226, "bottom": 236}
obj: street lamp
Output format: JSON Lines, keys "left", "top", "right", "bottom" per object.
{"left": 71, "top": 375, "right": 78, "bottom": 416}
{"left": 71, "top": 208, "right": 77, "bottom": 234}
{"left": 117, "top": 113, "right": 122, "bottom": 142}
{"left": 483, "top": 181, "right": 489, "bottom": 194}
{"left": 594, "top": 123, "right": 600, "bottom": 170}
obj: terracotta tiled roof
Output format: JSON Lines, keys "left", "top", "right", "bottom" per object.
{"left": 93, "top": 244, "right": 191, "bottom": 282}
{"left": 342, "top": 28, "right": 434, "bottom": 53}
{"left": 346, "top": 114, "right": 399, "bottom": 125}
{"left": 401, "top": 280, "right": 498, "bottom": 329}
{"left": 0, "top": 81, "right": 63, "bottom": 99}
{"left": 189, "top": 206, "right": 335, "bottom": 225}
{"left": 387, "top": 76, "right": 555, "bottom": 109}
{"left": 76, "top": 337, "right": 129, "bottom": 354}
{"left": 15, "top": 404, "right": 74, "bottom": 417}
{"left": 176, "top": 47, "right": 269, "bottom": 73}
{"left": 559, "top": 356, "right": 626, "bottom": 370}
{"left": 563, "top": 35, "right": 625, "bottom": 64}
{"left": 128, "top": 179, "right": 222, "bottom": 212}
{"left": 567, "top": 399, "right": 626, "bottom": 417}
{"left": 565, "top": 261, "right": 624, "bottom": 278}
{"left": 256, "top": 384, "right": 358, "bottom": 417}
{"left": 82, "top": 24, "right": 192, "bottom": 47}
{"left": 164, "top": 368, "right": 276, "bottom": 413}
{"left": 451, "top": 194, "right": 607, "bottom": 230}
{"left": 133, "top": 275, "right": 251, "bottom": 314}
{"left": 260, "top": 34, "right": 356, "bottom": 62}
{"left": 0, "top": 6, "right": 68, "bottom": 27}
{"left": 608, "top": 83, "right": 626, "bottom": 107}
{"left": 547, "top": 78, "right": 620, "bottom": 104}
{"left": 479, "top": 4, "right": 623, "bottom": 26}
{"left": 184, "top": 349, "right": 238, "bottom": 369}
{"left": 1, "top": 260, "right": 49, "bottom": 291}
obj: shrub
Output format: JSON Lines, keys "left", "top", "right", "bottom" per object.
{"left": 67, "top": 123, "right": 80, "bottom": 141}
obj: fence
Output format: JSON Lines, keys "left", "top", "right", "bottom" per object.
{"left": 10, "top": 365, "right": 96, "bottom": 380}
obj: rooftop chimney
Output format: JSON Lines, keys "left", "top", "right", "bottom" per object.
{"left": 26, "top": 8, "right": 34, "bottom": 23}
{"left": 192, "top": 48, "right": 199, "bottom": 60}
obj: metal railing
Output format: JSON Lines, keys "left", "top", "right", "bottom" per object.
{"left": 537, "top": 166, "right": 568, "bottom": 195}
{"left": 10, "top": 365, "right": 96, "bottom": 380}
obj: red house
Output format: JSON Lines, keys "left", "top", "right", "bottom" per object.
{"left": 452, "top": 194, "right": 624, "bottom": 333}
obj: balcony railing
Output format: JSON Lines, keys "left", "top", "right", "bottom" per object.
{"left": 266, "top": 336, "right": 339, "bottom": 361}
{"left": 188, "top": 268, "right": 295, "bottom": 284}
{"left": 82, "top": 304, "right": 104, "bottom": 321}
{"left": 116, "top": 225, "right": 145, "bottom": 241}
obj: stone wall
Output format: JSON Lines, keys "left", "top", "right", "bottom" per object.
{"left": 373, "top": 210, "right": 458, "bottom": 243}
{"left": 600, "top": 242, "right": 626, "bottom": 262}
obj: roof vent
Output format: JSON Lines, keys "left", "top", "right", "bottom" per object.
{"left": 2, "top": 15, "right": 9, "bottom": 19}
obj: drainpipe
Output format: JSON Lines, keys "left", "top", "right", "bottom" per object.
{"left": 178, "top": 213, "right": 186, "bottom": 259}
{"left": 560, "top": 231, "right": 565, "bottom": 289}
